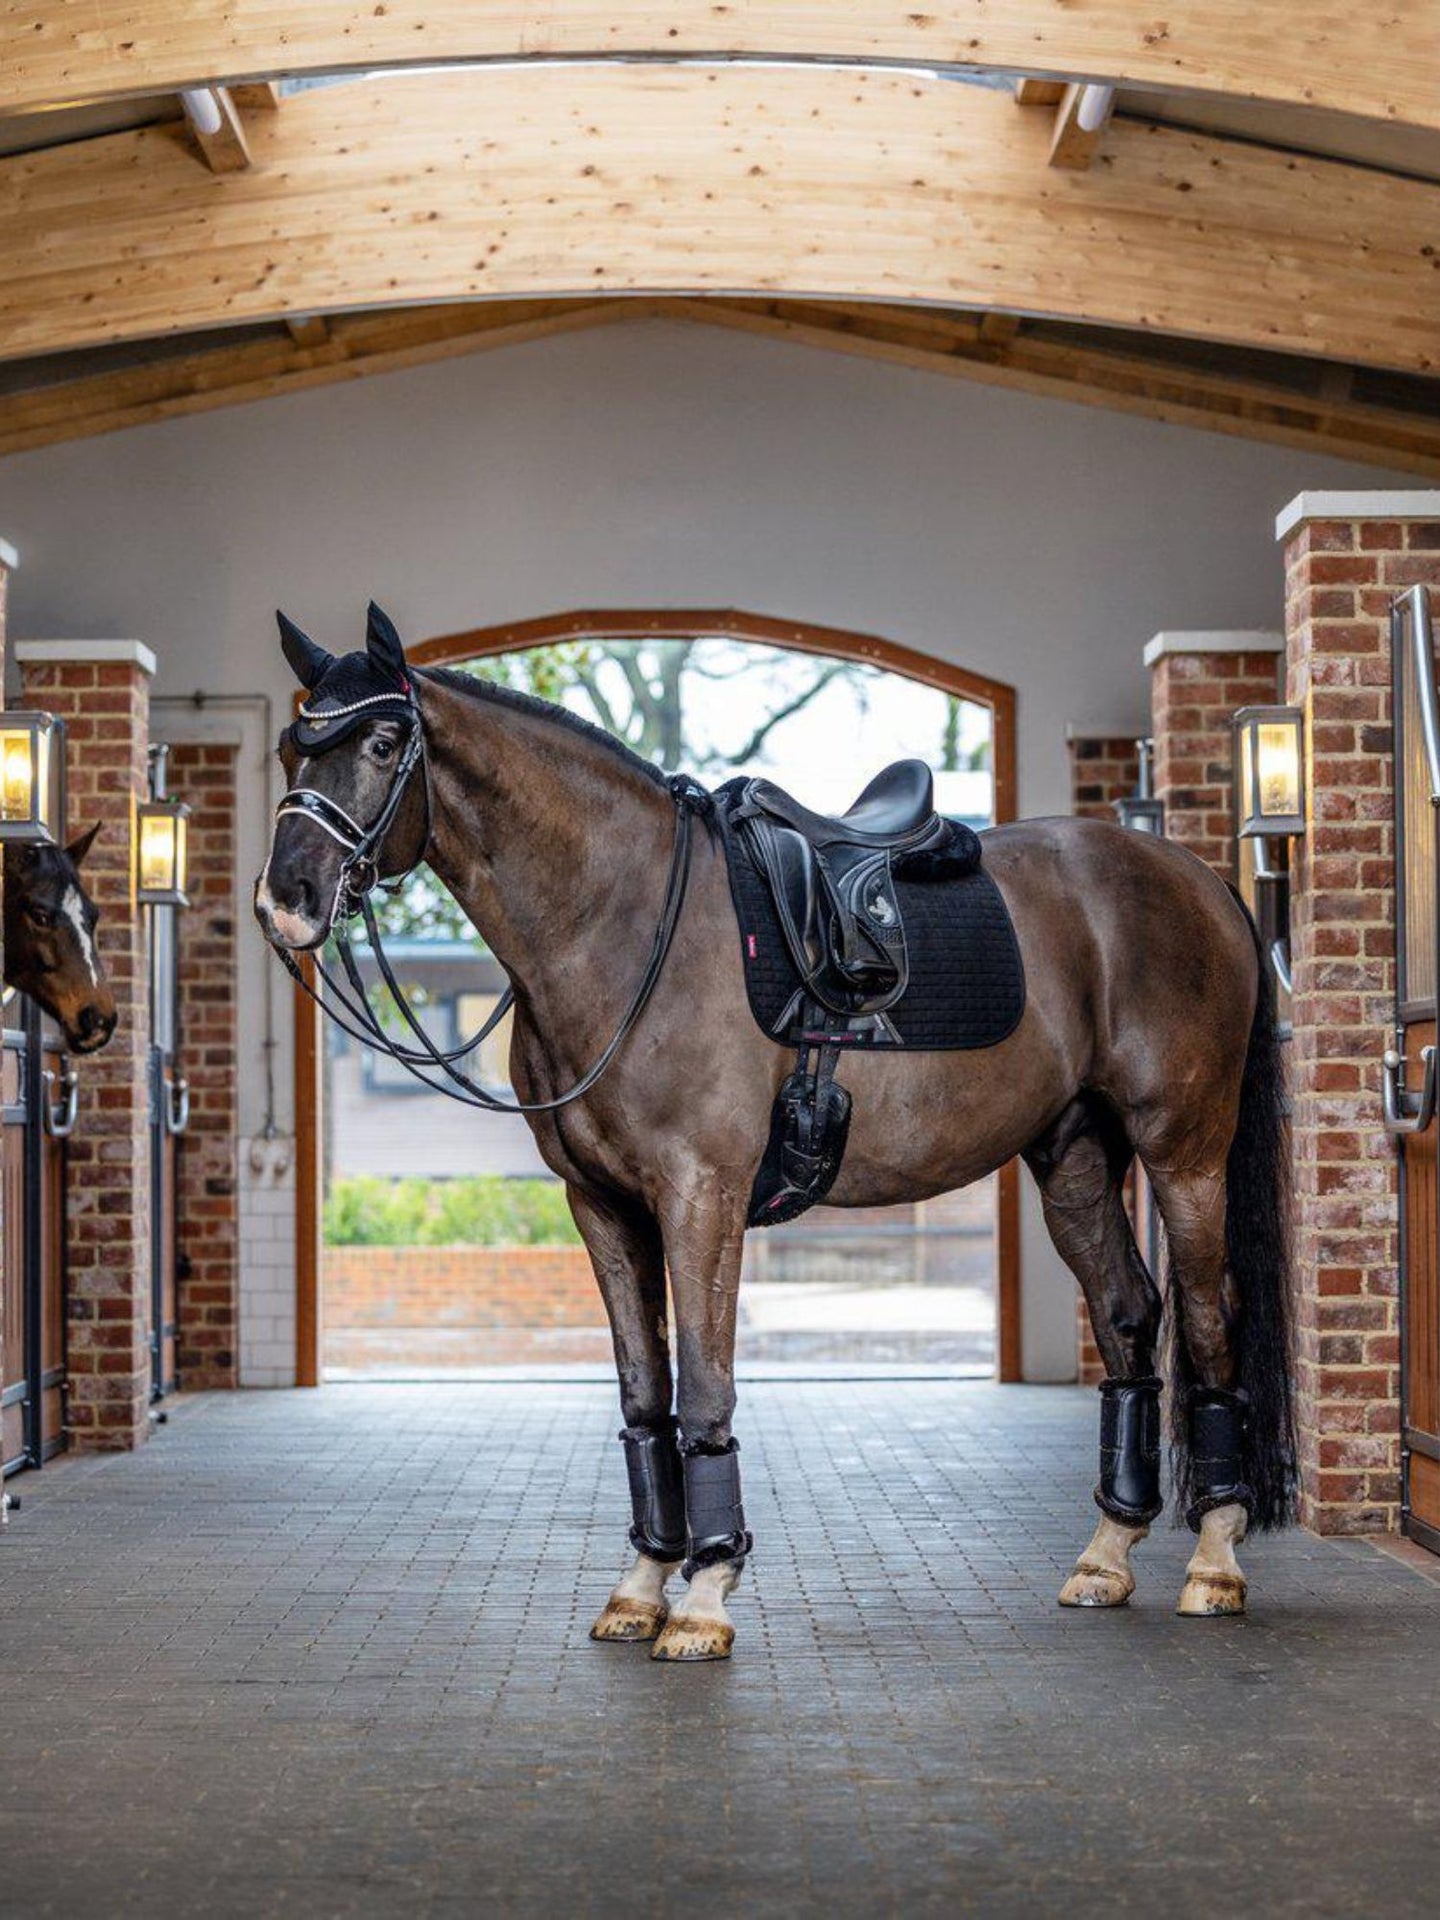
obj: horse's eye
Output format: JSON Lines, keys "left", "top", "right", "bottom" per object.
{"left": 27, "top": 906, "right": 55, "bottom": 930}
{"left": 371, "top": 737, "right": 395, "bottom": 762}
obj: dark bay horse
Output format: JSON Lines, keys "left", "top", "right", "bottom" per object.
{"left": 4, "top": 826, "right": 118, "bottom": 1053}
{"left": 257, "top": 608, "right": 1293, "bottom": 1660}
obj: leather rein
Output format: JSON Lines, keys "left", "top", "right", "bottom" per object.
{"left": 273, "top": 685, "right": 704, "bottom": 1115}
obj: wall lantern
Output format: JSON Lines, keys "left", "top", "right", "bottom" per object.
{"left": 0, "top": 710, "right": 65, "bottom": 845}
{"left": 136, "top": 797, "right": 189, "bottom": 906}
{"left": 1113, "top": 736, "right": 1166, "bottom": 835}
{"left": 1234, "top": 705, "right": 1306, "bottom": 841}
{"left": 1234, "top": 704, "right": 1305, "bottom": 1005}
{"left": 135, "top": 745, "right": 190, "bottom": 907}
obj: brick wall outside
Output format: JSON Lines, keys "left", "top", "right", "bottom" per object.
{"left": 1068, "top": 734, "right": 1139, "bottom": 825}
{"left": 1151, "top": 646, "right": 1283, "bottom": 880}
{"left": 169, "top": 742, "right": 239, "bottom": 1389}
{"left": 326, "top": 1245, "right": 601, "bottom": 1330}
{"left": 1067, "top": 733, "right": 1141, "bottom": 1383}
{"left": 1282, "top": 515, "right": 1440, "bottom": 1533}
{"left": 19, "top": 650, "right": 152, "bottom": 1451}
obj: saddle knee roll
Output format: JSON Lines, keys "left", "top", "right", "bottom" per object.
{"left": 1095, "top": 1376, "right": 1164, "bottom": 1526}
{"left": 1185, "top": 1386, "right": 1255, "bottom": 1532}
{"left": 620, "top": 1423, "right": 687, "bottom": 1562}
{"left": 680, "top": 1439, "right": 753, "bottom": 1577}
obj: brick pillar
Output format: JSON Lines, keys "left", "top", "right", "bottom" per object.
{"left": 15, "top": 640, "right": 156, "bottom": 1451}
{"left": 1067, "top": 729, "right": 1141, "bottom": 1383}
{"left": 1146, "top": 631, "right": 1283, "bottom": 880}
{"left": 1278, "top": 494, "right": 1440, "bottom": 1534}
{"left": 167, "top": 741, "right": 239, "bottom": 1389}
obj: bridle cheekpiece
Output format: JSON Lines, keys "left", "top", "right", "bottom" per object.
{"left": 276, "top": 682, "right": 428, "bottom": 931}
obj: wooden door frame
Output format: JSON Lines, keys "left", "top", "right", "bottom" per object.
{"left": 293, "top": 608, "right": 1021, "bottom": 1384}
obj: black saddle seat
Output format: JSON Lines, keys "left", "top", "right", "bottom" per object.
{"left": 744, "top": 759, "right": 939, "bottom": 850}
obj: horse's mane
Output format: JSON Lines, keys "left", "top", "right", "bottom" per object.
{"left": 419, "top": 665, "right": 669, "bottom": 791}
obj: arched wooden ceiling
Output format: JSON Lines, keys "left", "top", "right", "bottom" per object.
{"left": 3, "top": 1, "right": 1435, "bottom": 132}
{"left": 1, "top": 66, "right": 1436, "bottom": 374}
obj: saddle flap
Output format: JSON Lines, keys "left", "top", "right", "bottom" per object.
{"left": 746, "top": 819, "right": 822, "bottom": 978}
{"left": 739, "top": 810, "right": 910, "bottom": 1019}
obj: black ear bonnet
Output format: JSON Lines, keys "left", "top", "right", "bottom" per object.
{"left": 279, "top": 602, "right": 415, "bottom": 753}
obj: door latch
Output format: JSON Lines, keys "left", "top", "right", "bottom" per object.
{"left": 1382, "top": 1038, "right": 1437, "bottom": 1135}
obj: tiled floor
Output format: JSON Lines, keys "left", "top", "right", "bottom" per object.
{"left": 1, "top": 1382, "right": 1437, "bottom": 1916}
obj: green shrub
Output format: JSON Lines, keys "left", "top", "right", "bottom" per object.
{"left": 324, "top": 1175, "right": 582, "bottom": 1249}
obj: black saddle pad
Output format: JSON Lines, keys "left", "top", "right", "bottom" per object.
{"left": 711, "top": 778, "right": 1026, "bottom": 1051}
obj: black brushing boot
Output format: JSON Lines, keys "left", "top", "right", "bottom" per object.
{"left": 620, "top": 1421, "right": 687, "bottom": 1562}
{"left": 1095, "top": 1375, "right": 1164, "bottom": 1527}
{"left": 1185, "top": 1386, "right": 1255, "bottom": 1532}
{"left": 680, "top": 1439, "right": 753, "bottom": 1578}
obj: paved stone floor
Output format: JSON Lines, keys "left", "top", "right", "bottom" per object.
{"left": 2, "top": 1382, "right": 1439, "bottom": 1917}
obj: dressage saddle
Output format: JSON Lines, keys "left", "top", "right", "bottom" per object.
{"left": 732, "top": 759, "right": 972, "bottom": 1020}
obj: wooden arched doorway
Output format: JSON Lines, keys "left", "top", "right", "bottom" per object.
{"left": 294, "top": 609, "right": 1020, "bottom": 1383}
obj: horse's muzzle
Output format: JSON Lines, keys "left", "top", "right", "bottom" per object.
{"left": 68, "top": 1002, "right": 118, "bottom": 1054}
{"left": 254, "top": 874, "right": 327, "bottom": 952}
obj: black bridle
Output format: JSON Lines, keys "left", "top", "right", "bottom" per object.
{"left": 273, "top": 684, "right": 704, "bottom": 1114}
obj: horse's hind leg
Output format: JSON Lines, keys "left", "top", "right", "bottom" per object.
{"left": 570, "top": 1190, "right": 686, "bottom": 1645}
{"left": 1144, "top": 1163, "right": 1250, "bottom": 1617}
{"left": 1026, "top": 1099, "right": 1164, "bottom": 1609}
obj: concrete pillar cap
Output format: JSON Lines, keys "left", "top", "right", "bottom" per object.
{"left": 13, "top": 637, "right": 156, "bottom": 677}
{"left": 1143, "top": 631, "right": 1283, "bottom": 668}
{"left": 1276, "top": 491, "right": 1440, "bottom": 541}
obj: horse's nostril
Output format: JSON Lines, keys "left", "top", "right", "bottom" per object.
{"left": 293, "top": 875, "right": 319, "bottom": 919}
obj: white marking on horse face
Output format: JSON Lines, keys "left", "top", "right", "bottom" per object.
{"left": 61, "top": 886, "right": 99, "bottom": 986}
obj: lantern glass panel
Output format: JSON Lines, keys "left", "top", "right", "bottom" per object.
{"left": 1255, "top": 721, "right": 1301, "bottom": 821}
{"left": 138, "top": 809, "right": 176, "bottom": 894}
{"left": 1235, "top": 707, "right": 1305, "bottom": 838}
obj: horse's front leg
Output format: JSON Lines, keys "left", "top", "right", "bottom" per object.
{"left": 651, "top": 1183, "right": 751, "bottom": 1663}
{"left": 569, "top": 1189, "right": 686, "bottom": 1644}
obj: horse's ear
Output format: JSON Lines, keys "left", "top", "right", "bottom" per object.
{"left": 66, "top": 821, "right": 102, "bottom": 867}
{"left": 277, "top": 610, "right": 333, "bottom": 689}
{"left": 365, "top": 601, "right": 409, "bottom": 686}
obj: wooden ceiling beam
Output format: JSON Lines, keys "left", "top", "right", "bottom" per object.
{"left": 2, "top": 295, "right": 1438, "bottom": 482}
{"left": 663, "top": 298, "right": 1440, "bottom": 477}
{"left": 0, "top": 68, "right": 1435, "bottom": 375}
{"left": 1013, "top": 79, "right": 1067, "bottom": 109}
{"left": 284, "top": 315, "right": 330, "bottom": 348}
{"left": 1045, "top": 83, "right": 1112, "bottom": 171}
{"left": 1, "top": 2, "right": 1435, "bottom": 134}
{"left": 0, "top": 301, "right": 637, "bottom": 458}
{"left": 182, "top": 86, "right": 251, "bottom": 173}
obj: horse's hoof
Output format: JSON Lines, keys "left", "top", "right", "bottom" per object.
{"left": 650, "top": 1616, "right": 735, "bottom": 1662}
{"left": 1176, "top": 1572, "right": 1247, "bottom": 1617}
{"left": 590, "top": 1598, "right": 668, "bottom": 1643}
{"left": 1058, "top": 1562, "right": 1134, "bottom": 1609}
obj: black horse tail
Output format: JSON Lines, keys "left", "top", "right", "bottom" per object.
{"left": 1171, "top": 891, "right": 1297, "bottom": 1531}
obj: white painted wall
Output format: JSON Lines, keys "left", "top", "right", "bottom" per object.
{"left": 0, "top": 319, "right": 1415, "bottom": 1380}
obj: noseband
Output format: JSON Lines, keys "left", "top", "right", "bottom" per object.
{"left": 272, "top": 682, "right": 704, "bottom": 1115}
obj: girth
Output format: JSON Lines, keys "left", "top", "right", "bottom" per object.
{"left": 729, "top": 760, "right": 961, "bottom": 1020}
